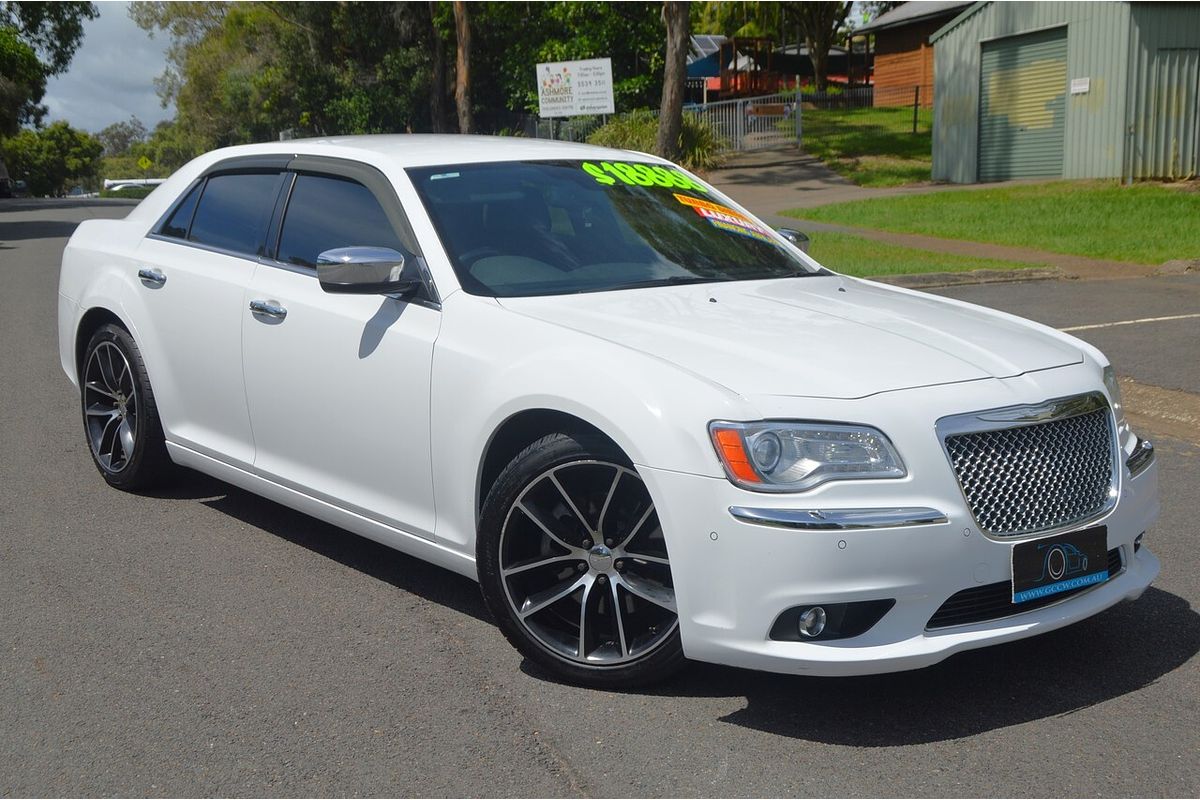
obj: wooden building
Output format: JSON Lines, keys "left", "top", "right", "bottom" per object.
{"left": 856, "top": 1, "right": 971, "bottom": 107}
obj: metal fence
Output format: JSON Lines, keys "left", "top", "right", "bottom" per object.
{"left": 519, "top": 114, "right": 609, "bottom": 142}
{"left": 521, "top": 93, "right": 802, "bottom": 154}
{"left": 684, "top": 92, "right": 800, "bottom": 152}
{"left": 519, "top": 84, "right": 932, "bottom": 157}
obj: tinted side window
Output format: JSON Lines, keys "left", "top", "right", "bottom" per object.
{"left": 159, "top": 181, "right": 201, "bottom": 239}
{"left": 189, "top": 172, "right": 281, "bottom": 255}
{"left": 277, "top": 174, "right": 404, "bottom": 268}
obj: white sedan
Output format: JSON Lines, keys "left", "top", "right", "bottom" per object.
{"left": 58, "top": 136, "right": 1160, "bottom": 687}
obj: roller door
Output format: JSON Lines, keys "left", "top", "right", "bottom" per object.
{"left": 979, "top": 27, "right": 1068, "bottom": 181}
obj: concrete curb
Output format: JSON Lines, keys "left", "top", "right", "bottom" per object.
{"left": 1157, "top": 259, "right": 1199, "bottom": 276}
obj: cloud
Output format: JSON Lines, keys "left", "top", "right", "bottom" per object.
{"left": 42, "top": 1, "right": 175, "bottom": 133}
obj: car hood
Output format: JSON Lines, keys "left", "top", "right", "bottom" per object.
{"left": 496, "top": 276, "right": 1082, "bottom": 400}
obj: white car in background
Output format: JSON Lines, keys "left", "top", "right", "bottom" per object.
{"left": 58, "top": 136, "right": 1160, "bottom": 687}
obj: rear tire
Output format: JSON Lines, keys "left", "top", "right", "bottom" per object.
{"left": 80, "top": 323, "right": 173, "bottom": 490}
{"left": 477, "top": 432, "right": 687, "bottom": 688}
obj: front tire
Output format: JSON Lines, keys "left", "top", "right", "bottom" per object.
{"left": 478, "top": 432, "right": 686, "bottom": 688}
{"left": 80, "top": 323, "right": 172, "bottom": 490}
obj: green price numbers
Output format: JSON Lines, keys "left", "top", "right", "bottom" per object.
{"left": 581, "top": 161, "right": 708, "bottom": 193}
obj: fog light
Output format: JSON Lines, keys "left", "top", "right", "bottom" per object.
{"left": 798, "top": 606, "right": 827, "bottom": 638}
{"left": 1134, "top": 533, "right": 1144, "bottom": 553}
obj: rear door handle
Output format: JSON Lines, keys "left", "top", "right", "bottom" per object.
{"left": 249, "top": 299, "right": 288, "bottom": 320}
{"left": 137, "top": 267, "right": 166, "bottom": 286}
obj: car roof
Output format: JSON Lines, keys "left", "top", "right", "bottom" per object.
{"left": 202, "top": 134, "right": 665, "bottom": 170}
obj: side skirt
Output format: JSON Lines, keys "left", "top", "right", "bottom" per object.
{"left": 166, "top": 442, "right": 479, "bottom": 581}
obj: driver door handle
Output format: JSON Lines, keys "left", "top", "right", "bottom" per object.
{"left": 249, "top": 299, "right": 288, "bottom": 320}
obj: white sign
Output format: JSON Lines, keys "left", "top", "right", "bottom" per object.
{"left": 536, "top": 58, "right": 615, "bottom": 118}
{"left": 1070, "top": 77, "right": 1090, "bottom": 95}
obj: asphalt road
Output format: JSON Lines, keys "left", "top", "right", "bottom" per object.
{"left": 2, "top": 200, "right": 1198, "bottom": 797}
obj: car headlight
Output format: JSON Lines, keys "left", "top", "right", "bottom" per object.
{"left": 709, "top": 421, "right": 906, "bottom": 492}
{"left": 1103, "top": 364, "right": 1135, "bottom": 451}
{"left": 1103, "top": 365, "right": 1123, "bottom": 416}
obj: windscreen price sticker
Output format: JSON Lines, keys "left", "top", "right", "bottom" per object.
{"left": 674, "top": 193, "right": 776, "bottom": 244}
{"left": 581, "top": 161, "right": 709, "bottom": 193}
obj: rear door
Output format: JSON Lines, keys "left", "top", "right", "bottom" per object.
{"left": 134, "top": 165, "right": 286, "bottom": 468}
{"left": 240, "top": 159, "right": 442, "bottom": 538}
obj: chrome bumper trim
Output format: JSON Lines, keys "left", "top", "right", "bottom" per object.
{"left": 1127, "top": 438, "right": 1155, "bottom": 477}
{"left": 728, "top": 506, "right": 949, "bottom": 531}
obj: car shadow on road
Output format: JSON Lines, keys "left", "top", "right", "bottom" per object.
{"left": 148, "top": 469, "right": 493, "bottom": 626}
{"left": 0, "top": 198, "right": 138, "bottom": 212}
{"left": 150, "top": 470, "right": 1198, "bottom": 748}
{"left": 0, "top": 219, "right": 85, "bottom": 242}
{"left": 642, "top": 586, "right": 1199, "bottom": 746}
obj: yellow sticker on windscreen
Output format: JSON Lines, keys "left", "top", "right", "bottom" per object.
{"left": 674, "top": 193, "right": 776, "bottom": 244}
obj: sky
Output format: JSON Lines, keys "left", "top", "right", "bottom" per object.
{"left": 42, "top": 1, "right": 174, "bottom": 134}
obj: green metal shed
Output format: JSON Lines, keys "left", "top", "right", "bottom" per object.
{"left": 931, "top": 1, "right": 1200, "bottom": 183}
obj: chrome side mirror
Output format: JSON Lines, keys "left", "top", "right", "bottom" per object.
{"left": 776, "top": 228, "right": 811, "bottom": 253}
{"left": 316, "top": 246, "right": 422, "bottom": 296}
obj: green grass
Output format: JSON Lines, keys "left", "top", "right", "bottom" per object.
{"left": 787, "top": 180, "right": 1200, "bottom": 265}
{"left": 800, "top": 106, "right": 933, "bottom": 187}
{"left": 806, "top": 232, "right": 1049, "bottom": 278}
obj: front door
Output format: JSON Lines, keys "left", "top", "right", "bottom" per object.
{"left": 240, "top": 169, "right": 441, "bottom": 538}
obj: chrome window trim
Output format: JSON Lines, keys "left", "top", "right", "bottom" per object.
{"left": 935, "top": 392, "right": 1121, "bottom": 541}
{"left": 144, "top": 232, "right": 263, "bottom": 265}
{"left": 142, "top": 161, "right": 443, "bottom": 310}
{"left": 142, "top": 234, "right": 443, "bottom": 313}
{"left": 728, "top": 506, "right": 949, "bottom": 531}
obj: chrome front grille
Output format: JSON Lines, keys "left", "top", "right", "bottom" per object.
{"left": 940, "top": 394, "right": 1116, "bottom": 537}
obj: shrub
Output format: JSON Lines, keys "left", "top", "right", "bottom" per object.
{"left": 587, "top": 110, "right": 727, "bottom": 173}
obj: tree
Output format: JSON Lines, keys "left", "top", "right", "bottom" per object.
{"left": 100, "top": 120, "right": 192, "bottom": 183}
{"left": 426, "top": 2, "right": 451, "bottom": 133}
{"left": 128, "top": 2, "right": 671, "bottom": 141}
{"left": 129, "top": 1, "right": 229, "bottom": 112}
{"left": 0, "top": 120, "right": 102, "bottom": 195}
{"left": 1, "top": 1, "right": 98, "bottom": 76}
{"left": 478, "top": 2, "right": 665, "bottom": 117}
{"left": 452, "top": 1, "right": 472, "bottom": 134}
{"left": 858, "top": 2, "right": 903, "bottom": 26}
{"left": 655, "top": 1, "right": 689, "bottom": 162}
{"left": 794, "top": 1, "right": 851, "bottom": 91}
{"left": 133, "top": 2, "right": 445, "bottom": 144}
{"left": 0, "top": 26, "right": 45, "bottom": 135}
{"left": 0, "top": 2, "right": 97, "bottom": 134}
{"left": 692, "top": 1, "right": 784, "bottom": 39}
{"left": 96, "top": 116, "right": 148, "bottom": 156}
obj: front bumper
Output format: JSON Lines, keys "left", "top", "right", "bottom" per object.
{"left": 639, "top": 437, "right": 1160, "bottom": 677}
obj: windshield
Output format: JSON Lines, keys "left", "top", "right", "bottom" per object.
{"left": 407, "top": 159, "right": 824, "bottom": 297}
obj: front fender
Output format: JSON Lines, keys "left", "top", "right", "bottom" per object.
{"left": 430, "top": 293, "right": 759, "bottom": 554}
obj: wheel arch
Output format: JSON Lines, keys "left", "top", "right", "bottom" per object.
{"left": 475, "top": 407, "right": 622, "bottom": 522}
{"left": 75, "top": 306, "right": 130, "bottom": 379}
